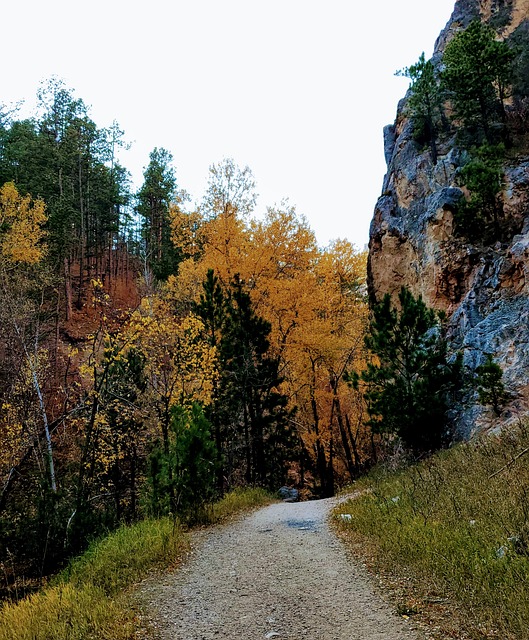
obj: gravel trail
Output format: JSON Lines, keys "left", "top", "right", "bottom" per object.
{"left": 138, "top": 499, "right": 423, "bottom": 639}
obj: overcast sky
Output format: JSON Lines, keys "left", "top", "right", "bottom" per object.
{"left": 2, "top": 1, "right": 455, "bottom": 248}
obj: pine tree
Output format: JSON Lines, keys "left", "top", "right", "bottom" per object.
{"left": 136, "top": 147, "right": 180, "bottom": 280}
{"left": 359, "top": 287, "right": 461, "bottom": 452}
{"left": 194, "top": 268, "right": 227, "bottom": 489}
{"left": 398, "top": 52, "right": 445, "bottom": 163}
{"left": 217, "top": 275, "right": 292, "bottom": 488}
{"left": 456, "top": 143, "right": 505, "bottom": 240}
{"left": 146, "top": 404, "right": 218, "bottom": 521}
{"left": 476, "top": 354, "right": 506, "bottom": 416}
{"left": 442, "top": 19, "right": 515, "bottom": 142}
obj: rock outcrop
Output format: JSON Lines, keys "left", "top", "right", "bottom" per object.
{"left": 368, "top": 0, "right": 529, "bottom": 436}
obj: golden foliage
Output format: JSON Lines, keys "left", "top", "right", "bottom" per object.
{"left": 0, "top": 182, "right": 47, "bottom": 265}
{"left": 0, "top": 350, "right": 51, "bottom": 486}
{"left": 0, "top": 402, "right": 25, "bottom": 475}
{"left": 167, "top": 197, "right": 372, "bottom": 484}
{"left": 169, "top": 206, "right": 204, "bottom": 259}
{"left": 127, "top": 296, "right": 217, "bottom": 412}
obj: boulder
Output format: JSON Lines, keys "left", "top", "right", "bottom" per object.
{"left": 278, "top": 486, "right": 299, "bottom": 502}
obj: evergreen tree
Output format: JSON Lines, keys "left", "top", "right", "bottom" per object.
{"left": 221, "top": 276, "right": 292, "bottom": 487}
{"left": 456, "top": 143, "right": 505, "bottom": 240}
{"left": 147, "top": 404, "right": 218, "bottom": 521}
{"left": 358, "top": 287, "right": 461, "bottom": 452}
{"left": 194, "top": 268, "right": 227, "bottom": 489}
{"left": 198, "top": 272, "right": 293, "bottom": 488}
{"left": 195, "top": 268, "right": 225, "bottom": 349}
{"left": 442, "top": 19, "right": 515, "bottom": 142}
{"left": 0, "top": 80, "right": 131, "bottom": 311}
{"left": 476, "top": 354, "right": 506, "bottom": 416}
{"left": 398, "top": 52, "right": 445, "bottom": 163}
{"left": 136, "top": 147, "right": 180, "bottom": 280}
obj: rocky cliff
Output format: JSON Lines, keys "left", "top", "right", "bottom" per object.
{"left": 368, "top": 0, "right": 529, "bottom": 435}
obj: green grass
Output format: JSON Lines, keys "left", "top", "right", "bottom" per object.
{"left": 60, "top": 517, "right": 188, "bottom": 596}
{"left": 335, "top": 422, "right": 529, "bottom": 639}
{"left": 208, "top": 487, "right": 273, "bottom": 523}
{"left": 0, "top": 487, "right": 272, "bottom": 640}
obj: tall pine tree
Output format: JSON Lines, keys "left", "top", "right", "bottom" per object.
{"left": 357, "top": 287, "right": 461, "bottom": 452}
{"left": 136, "top": 147, "right": 180, "bottom": 280}
{"left": 196, "top": 271, "right": 293, "bottom": 489}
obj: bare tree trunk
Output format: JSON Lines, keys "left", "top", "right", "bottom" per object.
{"left": 64, "top": 258, "right": 73, "bottom": 321}
{"left": 309, "top": 359, "right": 329, "bottom": 496}
{"left": 77, "top": 156, "right": 85, "bottom": 309}
{"left": 31, "top": 366, "right": 57, "bottom": 492}
{"left": 334, "top": 394, "right": 356, "bottom": 482}
{"left": 11, "top": 318, "right": 57, "bottom": 492}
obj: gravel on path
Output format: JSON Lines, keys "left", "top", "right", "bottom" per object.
{"left": 137, "top": 498, "right": 424, "bottom": 640}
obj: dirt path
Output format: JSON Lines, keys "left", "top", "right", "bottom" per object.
{"left": 138, "top": 499, "right": 423, "bottom": 639}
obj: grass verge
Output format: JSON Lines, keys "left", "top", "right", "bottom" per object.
{"left": 208, "top": 487, "right": 273, "bottom": 523}
{"left": 334, "top": 422, "right": 529, "bottom": 639}
{"left": 0, "top": 488, "right": 273, "bottom": 640}
{"left": 0, "top": 583, "right": 134, "bottom": 640}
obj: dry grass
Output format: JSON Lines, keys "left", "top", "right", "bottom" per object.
{"left": 60, "top": 517, "right": 189, "bottom": 595}
{"left": 208, "top": 487, "right": 274, "bottom": 523}
{"left": 334, "top": 422, "right": 529, "bottom": 639}
{"left": 0, "top": 583, "right": 134, "bottom": 640}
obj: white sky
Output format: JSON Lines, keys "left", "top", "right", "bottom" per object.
{"left": 2, "top": 1, "right": 455, "bottom": 248}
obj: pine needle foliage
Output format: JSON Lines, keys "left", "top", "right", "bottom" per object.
{"left": 397, "top": 52, "right": 445, "bottom": 163}
{"left": 442, "top": 19, "right": 515, "bottom": 143}
{"left": 356, "top": 287, "right": 461, "bottom": 452}
{"left": 476, "top": 354, "right": 507, "bottom": 416}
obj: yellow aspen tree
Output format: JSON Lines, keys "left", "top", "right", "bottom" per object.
{"left": 0, "top": 182, "right": 47, "bottom": 265}
{"left": 282, "top": 242, "right": 370, "bottom": 492}
{"left": 0, "top": 183, "right": 55, "bottom": 492}
{"left": 126, "top": 295, "right": 217, "bottom": 453}
{"left": 165, "top": 173, "right": 372, "bottom": 494}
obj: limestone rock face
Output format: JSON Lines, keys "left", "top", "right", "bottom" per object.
{"left": 368, "top": 0, "right": 529, "bottom": 435}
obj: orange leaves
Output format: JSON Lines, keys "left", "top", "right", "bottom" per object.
{"left": 0, "top": 182, "right": 47, "bottom": 265}
{"left": 169, "top": 206, "right": 204, "bottom": 260}
{"left": 166, "top": 191, "right": 372, "bottom": 486}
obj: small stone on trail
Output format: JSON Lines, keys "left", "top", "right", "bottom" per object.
{"left": 265, "top": 632, "right": 281, "bottom": 639}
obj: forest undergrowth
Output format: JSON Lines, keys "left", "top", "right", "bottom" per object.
{"left": 335, "top": 422, "right": 529, "bottom": 639}
{"left": 0, "top": 488, "right": 272, "bottom": 640}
